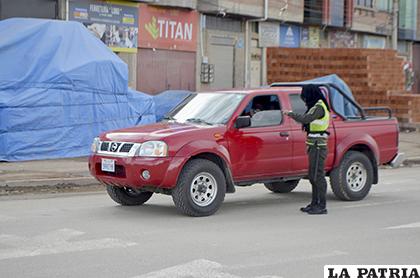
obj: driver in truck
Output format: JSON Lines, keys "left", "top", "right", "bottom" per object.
{"left": 283, "top": 84, "right": 330, "bottom": 215}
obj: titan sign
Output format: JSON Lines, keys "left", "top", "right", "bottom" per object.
{"left": 138, "top": 4, "right": 198, "bottom": 52}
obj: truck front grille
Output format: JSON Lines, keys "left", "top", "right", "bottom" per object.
{"left": 120, "top": 143, "right": 134, "bottom": 153}
{"left": 97, "top": 141, "right": 140, "bottom": 157}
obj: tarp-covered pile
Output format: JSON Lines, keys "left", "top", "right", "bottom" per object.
{"left": 154, "top": 90, "right": 192, "bottom": 121}
{"left": 0, "top": 18, "right": 155, "bottom": 161}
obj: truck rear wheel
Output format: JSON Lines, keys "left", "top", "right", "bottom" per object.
{"left": 106, "top": 185, "right": 153, "bottom": 206}
{"left": 264, "top": 180, "right": 300, "bottom": 193}
{"left": 172, "top": 159, "right": 226, "bottom": 217}
{"left": 330, "top": 151, "right": 373, "bottom": 201}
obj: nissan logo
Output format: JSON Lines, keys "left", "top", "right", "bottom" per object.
{"left": 110, "top": 142, "right": 119, "bottom": 152}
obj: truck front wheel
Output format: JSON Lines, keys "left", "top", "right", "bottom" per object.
{"left": 172, "top": 159, "right": 226, "bottom": 217}
{"left": 264, "top": 180, "right": 300, "bottom": 193}
{"left": 330, "top": 151, "right": 374, "bottom": 201}
{"left": 106, "top": 185, "right": 153, "bottom": 206}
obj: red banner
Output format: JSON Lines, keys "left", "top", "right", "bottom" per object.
{"left": 138, "top": 4, "right": 198, "bottom": 52}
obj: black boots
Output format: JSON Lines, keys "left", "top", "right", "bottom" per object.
{"left": 307, "top": 206, "right": 327, "bottom": 215}
{"left": 300, "top": 204, "right": 313, "bottom": 212}
{"left": 300, "top": 204, "right": 328, "bottom": 214}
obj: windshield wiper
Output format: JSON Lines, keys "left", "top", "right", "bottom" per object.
{"left": 162, "top": 116, "right": 175, "bottom": 121}
{"left": 186, "top": 118, "right": 213, "bottom": 125}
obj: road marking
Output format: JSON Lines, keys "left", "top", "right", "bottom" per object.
{"left": 385, "top": 222, "right": 420, "bottom": 230}
{"left": 0, "top": 228, "right": 136, "bottom": 260}
{"left": 340, "top": 200, "right": 404, "bottom": 209}
{"left": 132, "top": 259, "right": 283, "bottom": 278}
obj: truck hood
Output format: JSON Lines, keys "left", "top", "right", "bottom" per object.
{"left": 101, "top": 122, "right": 221, "bottom": 143}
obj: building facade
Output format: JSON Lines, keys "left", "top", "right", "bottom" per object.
{"left": 2, "top": 0, "right": 420, "bottom": 93}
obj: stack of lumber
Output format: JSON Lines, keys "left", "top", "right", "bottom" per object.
{"left": 267, "top": 48, "right": 420, "bottom": 125}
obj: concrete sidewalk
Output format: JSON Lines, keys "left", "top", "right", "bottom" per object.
{"left": 0, "top": 157, "right": 97, "bottom": 193}
{"left": 0, "top": 131, "right": 419, "bottom": 191}
{"left": 399, "top": 130, "right": 420, "bottom": 162}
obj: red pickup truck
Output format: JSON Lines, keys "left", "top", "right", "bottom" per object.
{"left": 89, "top": 83, "right": 402, "bottom": 216}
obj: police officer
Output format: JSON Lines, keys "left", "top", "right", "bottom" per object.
{"left": 283, "top": 84, "right": 330, "bottom": 215}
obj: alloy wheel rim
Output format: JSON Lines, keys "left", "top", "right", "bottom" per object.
{"left": 346, "top": 162, "right": 367, "bottom": 192}
{"left": 190, "top": 172, "right": 218, "bottom": 207}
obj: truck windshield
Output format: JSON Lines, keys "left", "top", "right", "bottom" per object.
{"left": 167, "top": 93, "right": 245, "bottom": 125}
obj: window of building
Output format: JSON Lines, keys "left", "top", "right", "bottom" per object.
{"left": 240, "top": 95, "right": 282, "bottom": 127}
{"left": 304, "top": 0, "right": 323, "bottom": 25}
{"left": 377, "top": 0, "right": 391, "bottom": 11}
{"left": 356, "top": 0, "right": 374, "bottom": 8}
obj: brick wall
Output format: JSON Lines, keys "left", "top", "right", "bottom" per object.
{"left": 267, "top": 48, "right": 420, "bottom": 124}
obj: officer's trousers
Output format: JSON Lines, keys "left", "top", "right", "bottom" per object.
{"left": 307, "top": 144, "right": 328, "bottom": 209}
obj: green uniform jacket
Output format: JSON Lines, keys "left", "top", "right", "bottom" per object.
{"left": 288, "top": 105, "right": 328, "bottom": 147}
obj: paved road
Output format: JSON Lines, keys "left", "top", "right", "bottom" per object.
{"left": 0, "top": 166, "right": 419, "bottom": 278}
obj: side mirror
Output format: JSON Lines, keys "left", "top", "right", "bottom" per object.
{"left": 235, "top": 116, "right": 251, "bottom": 129}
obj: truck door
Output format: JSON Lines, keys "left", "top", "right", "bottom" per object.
{"left": 228, "top": 94, "right": 292, "bottom": 180}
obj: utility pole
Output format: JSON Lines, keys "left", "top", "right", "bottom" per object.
{"left": 57, "top": 0, "right": 68, "bottom": 20}
{"left": 392, "top": 0, "right": 399, "bottom": 50}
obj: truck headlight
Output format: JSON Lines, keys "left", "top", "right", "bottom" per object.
{"left": 91, "top": 137, "right": 100, "bottom": 153}
{"left": 138, "top": 141, "right": 168, "bottom": 157}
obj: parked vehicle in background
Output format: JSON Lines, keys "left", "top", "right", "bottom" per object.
{"left": 89, "top": 83, "right": 402, "bottom": 216}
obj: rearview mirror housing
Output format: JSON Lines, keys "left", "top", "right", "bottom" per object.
{"left": 235, "top": 116, "right": 251, "bottom": 129}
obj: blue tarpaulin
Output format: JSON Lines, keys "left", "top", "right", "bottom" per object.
{"left": 0, "top": 18, "right": 155, "bottom": 161}
{"left": 299, "top": 74, "right": 358, "bottom": 117}
{"left": 153, "top": 90, "right": 192, "bottom": 121}
{"left": 128, "top": 88, "right": 156, "bottom": 125}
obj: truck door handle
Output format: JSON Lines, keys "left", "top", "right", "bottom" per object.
{"left": 279, "top": 132, "right": 289, "bottom": 137}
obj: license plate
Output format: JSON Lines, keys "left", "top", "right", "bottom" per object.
{"left": 101, "top": 158, "right": 115, "bottom": 172}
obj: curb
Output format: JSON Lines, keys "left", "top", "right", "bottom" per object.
{"left": 0, "top": 176, "right": 97, "bottom": 188}
{"left": 403, "top": 156, "right": 420, "bottom": 166}
{"left": 0, "top": 176, "right": 102, "bottom": 196}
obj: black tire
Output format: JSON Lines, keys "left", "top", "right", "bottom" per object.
{"left": 171, "top": 159, "right": 226, "bottom": 217}
{"left": 106, "top": 185, "right": 153, "bottom": 206}
{"left": 264, "top": 180, "right": 300, "bottom": 193}
{"left": 330, "top": 151, "right": 374, "bottom": 201}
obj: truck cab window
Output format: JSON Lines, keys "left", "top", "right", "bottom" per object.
{"left": 289, "top": 94, "right": 307, "bottom": 115}
{"left": 241, "top": 95, "right": 282, "bottom": 127}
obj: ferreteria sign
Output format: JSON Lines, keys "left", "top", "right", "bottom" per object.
{"left": 325, "top": 265, "right": 420, "bottom": 278}
{"left": 138, "top": 4, "right": 198, "bottom": 52}
{"left": 69, "top": 0, "right": 139, "bottom": 53}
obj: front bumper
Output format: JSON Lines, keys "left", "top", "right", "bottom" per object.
{"left": 89, "top": 154, "right": 185, "bottom": 189}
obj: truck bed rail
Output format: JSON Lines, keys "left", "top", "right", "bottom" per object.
{"left": 270, "top": 82, "right": 393, "bottom": 120}
{"left": 363, "top": 107, "right": 392, "bottom": 119}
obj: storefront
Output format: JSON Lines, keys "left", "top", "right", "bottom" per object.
{"left": 200, "top": 16, "right": 245, "bottom": 90}
{"left": 137, "top": 4, "right": 198, "bottom": 94}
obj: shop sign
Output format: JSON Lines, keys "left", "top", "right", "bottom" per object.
{"left": 280, "top": 24, "right": 300, "bottom": 48}
{"left": 138, "top": 4, "right": 198, "bottom": 52}
{"left": 69, "top": 0, "right": 139, "bottom": 53}
{"left": 363, "top": 35, "right": 386, "bottom": 49}
{"left": 330, "top": 31, "right": 356, "bottom": 48}
{"left": 301, "top": 26, "right": 320, "bottom": 48}
{"left": 259, "top": 22, "right": 280, "bottom": 47}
